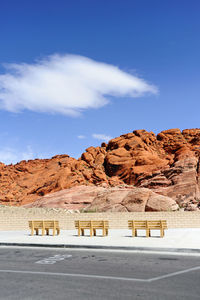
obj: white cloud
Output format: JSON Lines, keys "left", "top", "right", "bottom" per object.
{"left": 0, "top": 146, "right": 34, "bottom": 165}
{"left": 92, "top": 133, "right": 113, "bottom": 143}
{"left": 0, "top": 54, "right": 158, "bottom": 116}
{"left": 77, "top": 135, "right": 86, "bottom": 139}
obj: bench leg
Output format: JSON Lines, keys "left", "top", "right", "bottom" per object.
{"left": 31, "top": 228, "right": 34, "bottom": 236}
{"left": 106, "top": 229, "right": 108, "bottom": 236}
{"left": 146, "top": 229, "right": 150, "bottom": 237}
{"left": 42, "top": 227, "right": 45, "bottom": 236}
{"left": 81, "top": 229, "right": 84, "bottom": 236}
{"left": 53, "top": 228, "right": 56, "bottom": 236}
{"left": 160, "top": 229, "right": 164, "bottom": 238}
{"left": 103, "top": 228, "right": 106, "bottom": 237}
{"left": 132, "top": 229, "right": 137, "bottom": 237}
{"left": 57, "top": 228, "right": 60, "bottom": 235}
{"left": 93, "top": 229, "right": 96, "bottom": 236}
{"left": 36, "top": 229, "right": 39, "bottom": 235}
{"left": 90, "top": 227, "right": 93, "bottom": 237}
{"left": 46, "top": 229, "right": 49, "bottom": 235}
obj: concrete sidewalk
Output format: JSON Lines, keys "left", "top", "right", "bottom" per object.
{"left": 0, "top": 228, "right": 200, "bottom": 253}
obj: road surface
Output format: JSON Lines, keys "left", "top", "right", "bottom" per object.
{"left": 0, "top": 247, "right": 200, "bottom": 299}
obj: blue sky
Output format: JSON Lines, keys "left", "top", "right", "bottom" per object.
{"left": 0, "top": 0, "right": 200, "bottom": 164}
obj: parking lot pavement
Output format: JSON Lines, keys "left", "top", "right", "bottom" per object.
{"left": 0, "top": 247, "right": 200, "bottom": 299}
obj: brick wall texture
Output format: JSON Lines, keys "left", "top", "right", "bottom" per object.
{"left": 1, "top": 206, "right": 200, "bottom": 230}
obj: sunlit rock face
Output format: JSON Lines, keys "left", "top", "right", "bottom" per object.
{"left": 0, "top": 128, "right": 200, "bottom": 211}
{"left": 24, "top": 185, "right": 179, "bottom": 212}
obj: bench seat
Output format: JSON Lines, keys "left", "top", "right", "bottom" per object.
{"left": 75, "top": 220, "right": 109, "bottom": 237}
{"left": 128, "top": 220, "right": 167, "bottom": 237}
{"left": 29, "top": 220, "right": 60, "bottom": 236}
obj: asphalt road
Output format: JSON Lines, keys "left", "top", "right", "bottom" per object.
{"left": 0, "top": 247, "right": 200, "bottom": 300}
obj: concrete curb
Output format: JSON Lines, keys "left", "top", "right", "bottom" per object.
{"left": 1, "top": 242, "right": 200, "bottom": 254}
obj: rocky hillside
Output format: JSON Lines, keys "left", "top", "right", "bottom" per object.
{"left": 0, "top": 128, "right": 200, "bottom": 211}
{"left": 24, "top": 185, "right": 178, "bottom": 212}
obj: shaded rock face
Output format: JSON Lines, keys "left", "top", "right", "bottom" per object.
{"left": 0, "top": 128, "right": 200, "bottom": 211}
{"left": 25, "top": 185, "right": 179, "bottom": 212}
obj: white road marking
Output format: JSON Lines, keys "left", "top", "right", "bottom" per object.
{"left": 0, "top": 265, "right": 200, "bottom": 282}
{"left": 0, "top": 270, "right": 147, "bottom": 282}
{"left": 35, "top": 254, "right": 72, "bottom": 264}
{"left": 148, "top": 265, "right": 200, "bottom": 282}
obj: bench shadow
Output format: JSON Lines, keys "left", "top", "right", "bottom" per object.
{"left": 27, "top": 233, "right": 60, "bottom": 237}
{"left": 124, "top": 235, "right": 163, "bottom": 238}
{"left": 73, "top": 235, "right": 108, "bottom": 237}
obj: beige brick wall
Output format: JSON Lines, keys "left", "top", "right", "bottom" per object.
{"left": 1, "top": 206, "right": 200, "bottom": 230}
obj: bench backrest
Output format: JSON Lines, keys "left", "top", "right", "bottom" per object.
{"left": 148, "top": 220, "right": 167, "bottom": 229}
{"left": 128, "top": 220, "right": 167, "bottom": 229}
{"left": 29, "top": 220, "right": 59, "bottom": 229}
{"left": 128, "top": 220, "right": 147, "bottom": 229}
{"left": 75, "top": 220, "right": 109, "bottom": 229}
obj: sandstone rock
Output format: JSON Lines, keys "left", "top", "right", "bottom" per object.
{"left": 25, "top": 185, "right": 178, "bottom": 212}
{"left": 0, "top": 128, "right": 200, "bottom": 211}
{"left": 24, "top": 185, "right": 105, "bottom": 209}
{"left": 86, "top": 186, "right": 178, "bottom": 212}
{"left": 146, "top": 193, "right": 179, "bottom": 211}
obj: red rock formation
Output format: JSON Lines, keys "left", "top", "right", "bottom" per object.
{"left": 24, "top": 185, "right": 106, "bottom": 210}
{"left": 0, "top": 128, "right": 200, "bottom": 210}
{"left": 86, "top": 186, "right": 178, "bottom": 212}
{"left": 24, "top": 185, "right": 179, "bottom": 212}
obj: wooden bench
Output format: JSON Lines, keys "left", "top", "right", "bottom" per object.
{"left": 29, "top": 220, "right": 60, "bottom": 236}
{"left": 75, "top": 220, "right": 109, "bottom": 237}
{"left": 128, "top": 220, "right": 167, "bottom": 237}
